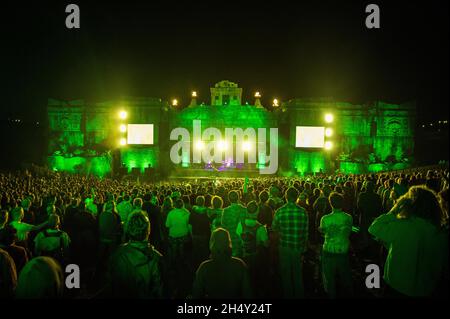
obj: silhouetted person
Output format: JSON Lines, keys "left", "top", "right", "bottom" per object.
{"left": 357, "top": 181, "right": 382, "bottom": 257}
{"left": 192, "top": 228, "right": 252, "bottom": 299}
{"left": 15, "top": 256, "right": 64, "bottom": 299}
{"left": 108, "top": 211, "right": 164, "bottom": 298}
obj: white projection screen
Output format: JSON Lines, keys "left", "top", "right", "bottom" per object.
{"left": 127, "top": 124, "right": 154, "bottom": 145}
{"left": 296, "top": 126, "right": 325, "bottom": 148}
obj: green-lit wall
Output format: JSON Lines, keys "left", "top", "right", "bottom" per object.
{"left": 290, "top": 150, "right": 327, "bottom": 175}
{"left": 281, "top": 99, "right": 415, "bottom": 174}
{"left": 47, "top": 98, "right": 165, "bottom": 176}
{"left": 120, "top": 148, "right": 159, "bottom": 173}
{"left": 48, "top": 155, "right": 111, "bottom": 177}
{"left": 171, "top": 104, "right": 275, "bottom": 129}
{"left": 47, "top": 94, "right": 415, "bottom": 176}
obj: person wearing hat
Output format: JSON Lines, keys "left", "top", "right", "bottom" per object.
{"left": 192, "top": 228, "right": 252, "bottom": 299}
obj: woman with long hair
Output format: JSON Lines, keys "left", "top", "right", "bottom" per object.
{"left": 369, "top": 185, "right": 449, "bottom": 297}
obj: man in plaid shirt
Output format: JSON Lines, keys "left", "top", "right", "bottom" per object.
{"left": 272, "top": 187, "right": 308, "bottom": 298}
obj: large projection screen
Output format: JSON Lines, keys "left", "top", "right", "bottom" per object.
{"left": 296, "top": 126, "right": 325, "bottom": 148}
{"left": 127, "top": 124, "right": 154, "bottom": 145}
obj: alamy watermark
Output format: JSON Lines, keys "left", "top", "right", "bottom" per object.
{"left": 170, "top": 120, "right": 279, "bottom": 174}
{"left": 365, "top": 264, "right": 381, "bottom": 289}
{"left": 365, "top": 4, "right": 380, "bottom": 29}
{"left": 65, "top": 4, "right": 381, "bottom": 30}
{"left": 65, "top": 4, "right": 80, "bottom": 29}
{"left": 65, "top": 264, "right": 81, "bottom": 289}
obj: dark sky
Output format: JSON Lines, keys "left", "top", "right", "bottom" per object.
{"left": 1, "top": 0, "right": 448, "bottom": 123}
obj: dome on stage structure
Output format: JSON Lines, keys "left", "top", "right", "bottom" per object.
{"left": 210, "top": 80, "right": 243, "bottom": 106}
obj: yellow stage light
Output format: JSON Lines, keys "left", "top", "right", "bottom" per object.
{"left": 195, "top": 140, "right": 204, "bottom": 150}
{"left": 119, "top": 110, "right": 127, "bottom": 120}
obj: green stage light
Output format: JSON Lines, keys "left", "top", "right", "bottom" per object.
{"left": 119, "top": 138, "right": 127, "bottom": 146}
{"left": 119, "top": 124, "right": 127, "bottom": 133}
{"left": 119, "top": 110, "right": 128, "bottom": 120}
{"left": 325, "top": 128, "right": 332, "bottom": 137}
{"left": 324, "top": 141, "right": 332, "bottom": 150}
{"left": 325, "top": 113, "right": 334, "bottom": 123}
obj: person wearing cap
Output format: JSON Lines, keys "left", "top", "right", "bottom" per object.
{"left": 192, "top": 228, "right": 252, "bottom": 299}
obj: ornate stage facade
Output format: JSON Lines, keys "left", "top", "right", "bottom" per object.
{"left": 47, "top": 80, "right": 416, "bottom": 179}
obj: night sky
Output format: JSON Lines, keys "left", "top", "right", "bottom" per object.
{"left": 1, "top": 0, "right": 448, "bottom": 123}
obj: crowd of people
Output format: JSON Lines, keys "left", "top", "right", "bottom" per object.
{"left": 0, "top": 165, "right": 448, "bottom": 299}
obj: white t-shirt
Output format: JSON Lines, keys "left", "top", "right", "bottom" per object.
{"left": 166, "top": 208, "right": 190, "bottom": 238}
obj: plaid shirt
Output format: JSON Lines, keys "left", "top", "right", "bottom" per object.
{"left": 272, "top": 202, "right": 308, "bottom": 252}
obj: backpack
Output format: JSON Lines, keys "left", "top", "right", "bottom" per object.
{"left": 240, "top": 221, "right": 262, "bottom": 256}
{"left": 121, "top": 243, "right": 163, "bottom": 298}
{"left": 40, "top": 230, "right": 66, "bottom": 265}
